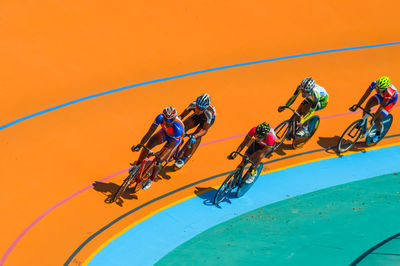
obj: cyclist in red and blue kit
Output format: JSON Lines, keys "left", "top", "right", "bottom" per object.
{"left": 228, "top": 122, "right": 276, "bottom": 183}
{"left": 349, "top": 76, "right": 398, "bottom": 143}
{"left": 131, "top": 106, "right": 185, "bottom": 190}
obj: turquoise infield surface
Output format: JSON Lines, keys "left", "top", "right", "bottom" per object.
{"left": 88, "top": 145, "right": 400, "bottom": 265}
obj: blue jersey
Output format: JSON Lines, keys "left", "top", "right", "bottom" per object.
{"left": 153, "top": 114, "right": 185, "bottom": 140}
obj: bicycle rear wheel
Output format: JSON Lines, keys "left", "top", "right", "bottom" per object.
{"left": 112, "top": 165, "right": 139, "bottom": 202}
{"left": 273, "top": 120, "right": 291, "bottom": 151}
{"left": 213, "top": 170, "right": 239, "bottom": 205}
{"left": 236, "top": 163, "right": 263, "bottom": 198}
{"left": 337, "top": 119, "right": 363, "bottom": 153}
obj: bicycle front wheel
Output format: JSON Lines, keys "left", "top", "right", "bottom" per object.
{"left": 112, "top": 165, "right": 139, "bottom": 202}
{"left": 273, "top": 120, "right": 291, "bottom": 151}
{"left": 213, "top": 170, "right": 239, "bottom": 205}
{"left": 337, "top": 119, "right": 363, "bottom": 153}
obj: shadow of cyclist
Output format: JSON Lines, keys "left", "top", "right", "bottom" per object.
{"left": 158, "top": 164, "right": 178, "bottom": 180}
{"left": 272, "top": 143, "right": 293, "bottom": 156}
{"left": 92, "top": 181, "right": 138, "bottom": 205}
{"left": 194, "top": 186, "right": 218, "bottom": 206}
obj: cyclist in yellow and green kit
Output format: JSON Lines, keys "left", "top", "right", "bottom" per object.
{"left": 278, "top": 77, "right": 329, "bottom": 137}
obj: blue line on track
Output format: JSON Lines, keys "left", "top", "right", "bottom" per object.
{"left": 1, "top": 42, "right": 400, "bottom": 131}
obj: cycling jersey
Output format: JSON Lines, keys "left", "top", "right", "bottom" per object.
{"left": 305, "top": 84, "right": 329, "bottom": 110}
{"left": 186, "top": 101, "right": 216, "bottom": 125}
{"left": 248, "top": 127, "right": 276, "bottom": 147}
{"left": 369, "top": 81, "right": 398, "bottom": 117}
{"left": 153, "top": 114, "right": 185, "bottom": 141}
{"left": 369, "top": 81, "right": 398, "bottom": 101}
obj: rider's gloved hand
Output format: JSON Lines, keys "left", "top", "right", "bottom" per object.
{"left": 227, "top": 153, "right": 237, "bottom": 160}
{"left": 131, "top": 144, "right": 142, "bottom": 152}
{"left": 190, "top": 135, "right": 197, "bottom": 144}
{"left": 349, "top": 104, "right": 359, "bottom": 112}
{"left": 278, "top": 106, "right": 285, "bottom": 112}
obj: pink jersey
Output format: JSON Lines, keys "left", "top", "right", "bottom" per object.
{"left": 248, "top": 127, "right": 276, "bottom": 147}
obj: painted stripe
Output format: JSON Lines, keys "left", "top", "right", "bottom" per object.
{"left": 76, "top": 141, "right": 400, "bottom": 265}
{"left": 0, "top": 168, "right": 129, "bottom": 266}
{"left": 351, "top": 233, "right": 400, "bottom": 265}
{"left": 2, "top": 123, "right": 399, "bottom": 266}
{"left": 1, "top": 42, "right": 400, "bottom": 132}
{"left": 87, "top": 144, "right": 400, "bottom": 265}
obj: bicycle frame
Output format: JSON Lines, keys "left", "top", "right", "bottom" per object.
{"left": 168, "top": 134, "right": 194, "bottom": 163}
{"left": 274, "top": 106, "right": 301, "bottom": 150}
{"left": 213, "top": 152, "right": 255, "bottom": 205}
{"left": 355, "top": 105, "right": 377, "bottom": 139}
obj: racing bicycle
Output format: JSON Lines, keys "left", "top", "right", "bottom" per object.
{"left": 274, "top": 106, "right": 320, "bottom": 150}
{"left": 337, "top": 105, "right": 393, "bottom": 153}
{"left": 213, "top": 151, "right": 263, "bottom": 205}
{"left": 111, "top": 145, "right": 161, "bottom": 203}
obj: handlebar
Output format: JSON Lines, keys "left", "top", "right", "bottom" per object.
{"left": 350, "top": 104, "right": 375, "bottom": 118}
{"left": 228, "top": 151, "right": 255, "bottom": 166}
{"left": 133, "top": 144, "right": 161, "bottom": 159}
{"left": 279, "top": 106, "right": 301, "bottom": 117}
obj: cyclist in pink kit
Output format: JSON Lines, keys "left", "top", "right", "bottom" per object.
{"left": 228, "top": 122, "right": 275, "bottom": 183}
{"left": 349, "top": 76, "right": 398, "bottom": 143}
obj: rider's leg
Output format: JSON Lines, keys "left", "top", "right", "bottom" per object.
{"left": 182, "top": 126, "right": 203, "bottom": 159}
{"left": 143, "top": 137, "right": 179, "bottom": 190}
{"left": 296, "top": 100, "right": 311, "bottom": 136}
{"left": 175, "top": 116, "right": 204, "bottom": 168}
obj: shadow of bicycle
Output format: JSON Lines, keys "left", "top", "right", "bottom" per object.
{"left": 193, "top": 186, "right": 216, "bottom": 206}
{"left": 92, "top": 181, "right": 138, "bottom": 206}
{"left": 317, "top": 136, "right": 367, "bottom": 155}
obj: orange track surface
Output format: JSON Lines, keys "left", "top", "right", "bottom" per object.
{"left": 1, "top": 1, "right": 400, "bottom": 265}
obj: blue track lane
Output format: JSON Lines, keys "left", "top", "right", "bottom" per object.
{"left": 88, "top": 145, "right": 400, "bottom": 265}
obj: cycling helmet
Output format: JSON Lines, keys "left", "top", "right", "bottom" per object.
{"left": 376, "top": 76, "right": 391, "bottom": 91}
{"left": 300, "top": 77, "right": 316, "bottom": 93}
{"left": 196, "top": 93, "right": 211, "bottom": 109}
{"left": 163, "top": 106, "right": 177, "bottom": 120}
{"left": 255, "top": 122, "right": 270, "bottom": 138}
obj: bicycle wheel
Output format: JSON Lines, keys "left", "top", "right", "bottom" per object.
{"left": 273, "top": 120, "right": 291, "bottom": 151}
{"left": 337, "top": 119, "right": 363, "bottom": 153}
{"left": 365, "top": 114, "right": 393, "bottom": 146}
{"left": 292, "top": 116, "right": 320, "bottom": 149}
{"left": 236, "top": 163, "right": 263, "bottom": 198}
{"left": 112, "top": 165, "right": 139, "bottom": 202}
{"left": 213, "top": 170, "right": 240, "bottom": 205}
{"left": 133, "top": 159, "right": 158, "bottom": 192}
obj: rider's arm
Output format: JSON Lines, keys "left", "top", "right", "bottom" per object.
{"left": 179, "top": 102, "right": 196, "bottom": 120}
{"left": 193, "top": 122, "right": 211, "bottom": 138}
{"left": 138, "top": 123, "right": 158, "bottom": 146}
{"left": 178, "top": 109, "right": 191, "bottom": 120}
{"left": 137, "top": 115, "right": 162, "bottom": 146}
{"left": 356, "top": 87, "right": 372, "bottom": 107}
{"left": 284, "top": 85, "right": 302, "bottom": 108}
{"left": 235, "top": 134, "right": 252, "bottom": 154}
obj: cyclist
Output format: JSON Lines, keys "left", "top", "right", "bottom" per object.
{"left": 131, "top": 106, "right": 185, "bottom": 190}
{"left": 227, "top": 122, "right": 275, "bottom": 183}
{"left": 349, "top": 76, "right": 397, "bottom": 142}
{"left": 278, "top": 77, "right": 329, "bottom": 137}
{"left": 174, "top": 93, "right": 216, "bottom": 168}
